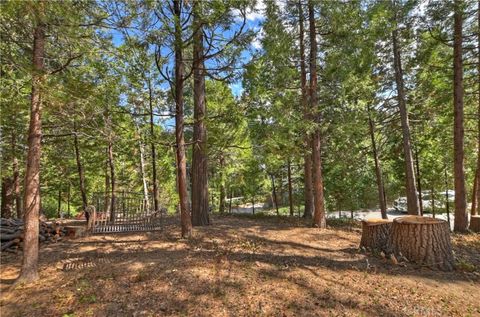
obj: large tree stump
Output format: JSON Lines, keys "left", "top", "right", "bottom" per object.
{"left": 470, "top": 215, "right": 480, "bottom": 233}
{"left": 360, "top": 219, "right": 392, "bottom": 252}
{"left": 389, "top": 216, "right": 454, "bottom": 271}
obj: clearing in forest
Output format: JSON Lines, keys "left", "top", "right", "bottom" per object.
{"left": 1, "top": 215, "right": 479, "bottom": 317}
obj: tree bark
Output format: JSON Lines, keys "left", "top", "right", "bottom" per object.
{"left": 360, "top": 219, "right": 392, "bottom": 252}
{"left": 135, "top": 122, "right": 150, "bottom": 211}
{"left": 392, "top": 25, "right": 420, "bottom": 216}
{"left": 415, "top": 147, "right": 423, "bottom": 216}
{"left": 219, "top": 155, "right": 226, "bottom": 214}
{"left": 453, "top": 0, "right": 468, "bottom": 232}
{"left": 191, "top": 0, "right": 209, "bottom": 226}
{"left": 309, "top": 0, "right": 326, "bottom": 228}
{"left": 470, "top": 215, "right": 480, "bottom": 232}
{"left": 388, "top": 216, "right": 454, "bottom": 271}
{"left": 270, "top": 174, "right": 279, "bottom": 215}
{"left": 147, "top": 79, "right": 160, "bottom": 214}
{"left": 173, "top": 0, "right": 192, "bottom": 238}
{"left": 1, "top": 178, "right": 14, "bottom": 219}
{"left": 57, "top": 188, "right": 61, "bottom": 217}
{"left": 367, "top": 105, "right": 387, "bottom": 219}
{"left": 104, "top": 147, "right": 110, "bottom": 214}
{"left": 17, "top": 5, "right": 45, "bottom": 283}
{"left": 12, "top": 131, "right": 22, "bottom": 219}
{"left": 108, "top": 139, "right": 115, "bottom": 222}
{"left": 472, "top": 0, "right": 480, "bottom": 217}
{"left": 287, "top": 159, "right": 294, "bottom": 217}
{"left": 73, "top": 122, "right": 88, "bottom": 214}
{"left": 299, "top": 0, "right": 314, "bottom": 219}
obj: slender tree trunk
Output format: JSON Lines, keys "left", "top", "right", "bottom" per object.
{"left": 445, "top": 167, "right": 451, "bottom": 230}
{"left": 252, "top": 197, "right": 255, "bottom": 214}
{"left": 472, "top": 0, "right": 480, "bottom": 217}
{"left": 108, "top": 139, "right": 115, "bottom": 222}
{"left": 147, "top": 79, "right": 160, "bottom": 214}
{"left": 12, "top": 130, "right": 21, "bottom": 218}
{"left": 104, "top": 147, "right": 110, "bottom": 214}
{"left": 287, "top": 159, "right": 294, "bottom": 216}
{"left": 453, "top": 0, "right": 468, "bottom": 232}
{"left": 191, "top": 1, "right": 209, "bottom": 226}
{"left": 414, "top": 147, "right": 423, "bottom": 216}
{"left": 431, "top": 185, "right": 436, "bottom": 218}
{"left": 173, "top": 0, "right": 192, "bottom": 238}
{"left": 135, "top": 123, "right": 149, "bottom": 211}
{"left": 228, "top": 187, "right": 232, "bottom": 213}
{"left": 1, "top": 178, "right": 14, "bottom": 218}
{"left": 392, "top": 26, "right": 420, "bottom": 216}
{"left": 73, "top": 122, "right": 88, "bottom": 213}
{"left": 298, "top": 0, "right": 314, "bottom": 219}
{"left": 368, "top": 105, "right": 387, "bottom": 219}
{"left": 308, "top": 0, "right": 326, "bottom": 228}
{"left": 67, "top": 183, "right": 71, "bottom": 217}
{"left": 17, "top": 6, "right": 45, "bottom": 283}
{"left": 219, "top": 155, "right": 226, "bottom": 213}
{"left": 270, "top": 174, "right": 279, "bottom": 215}
{"left": 57, "top": 188, "right": 61, "bottom": 217}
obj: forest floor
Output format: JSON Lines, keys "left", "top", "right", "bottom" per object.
{"left": 1, "top": 214, "right": 480, "bottom": 317}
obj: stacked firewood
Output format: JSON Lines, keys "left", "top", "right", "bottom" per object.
{"left": 0, "top": 218, "right": 67, "bottom": 253}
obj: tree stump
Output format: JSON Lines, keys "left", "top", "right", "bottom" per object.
{"left": 360, "top": 219, "right": 392, "bottom": 252}
{"left": 470, "top": 215, "right": 480, "bottom": 233}
{"left": 389, "top": 216, "right": 454, "bottom": 271}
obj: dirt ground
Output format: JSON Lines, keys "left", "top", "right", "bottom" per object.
{"left": 1, "top": 214, "right": 479, "bottom": 317}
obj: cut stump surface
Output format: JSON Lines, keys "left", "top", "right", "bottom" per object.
{"left": 388, "top": 216, "right": 454, "bottom": 271}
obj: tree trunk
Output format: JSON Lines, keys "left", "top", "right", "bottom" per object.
{"left": 470, "top": 215, "right": 480, "bottom": 232}
{"left": 453, "top": 0, "right": 468, "bottom": 232}
{"left": 219, "top": 155, "right": 226, "bottom": 214}
{"left": 472, "top": 0, "right": 480, "bottom": 217}
{"left": 392, "top": 26, "right": 420, "bottom": 216}
{"left": 108, "top": 139, "right": 115, "bottom": 222}
{"left": 173, "top": 0, "right": 192, "bottom": 238}
{"left": 1, "top": 178, "right": 14, "bottom": 218}
{"left": 360, "top": 219, "right": 392, "bottom": 252}
{"left": 445, "top": 167, "right": 451, "bottom": 229}
{"left": 57, "top": 188, "right": 61, "bottom": 218}
{"left": 298, "top": 0, "right": 314, "bottom": 219}
{"left": 17, "top": 7, "right": 45, "bottom": 283}
{"left": 367, "top": 105, "right": 387, "bottom": 219}
{"left": 135, "top": 122, "right": 150, "bottom": 211}
{"left": 147, "top": 79, "right": 160, "bottom": 214}
{"left": 191, "top": 1, "right": 209, "bottom": 226}
{"left": 414, "top": 147, "right": 423, "bottom": 216}
{"left": 388, "top": 216, "right": 454, "bottom": 271}
{"left": 104, "top": 148, "right": 110, "bottom": 214}
{"left": 287, "top": 159, "right": 294, "bottom": 217}
{"left": 12, "top": 131, "right": 22, "bottom": 219}
{"left": 309, "top": 0, "right": 326, "bottom": 228}
{"left": 67, "top": 183, "right": 71, "bottom": 217}
{"left": 252, "top": 197, "right": 255, "bottom": 214}
{"left": 228, "top": 187, "right": 232, "bottom": 213}
{"left": 73, "top": 122, "right": 88, "bottom": 214}
{"left": 270, "top": 174, "right": 279, "bottom": 215}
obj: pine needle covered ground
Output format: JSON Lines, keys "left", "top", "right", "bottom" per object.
{"left": 1, "top": 215, "right": 479, "bottom": 317}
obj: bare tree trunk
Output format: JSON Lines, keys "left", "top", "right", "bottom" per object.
{"left": 17, "top": 6, "right": 45, "bottom": 283}
{"left": 67, "top": 183, "right": 71, "bottom": 217}
{"left": 191, "top": 1, "right": 209, "bottom": 226}
{"left": 228, "top": 187, "right": 232, "bottom": 213}
{"left": 108, "top": 139, "right": 115, "bottom": 222}
{"left": 287, "top": 159, "right": 294, "bottom": 217}
{"left": 147, "top": 79, "right": 160, "bottom": 214}
{"left": 368, "top": 105, "right": 387, "bottom": 219}
{"left": 298, "top": 0, "right": 313, "bottom": 219}
{"left": 472, "top": 0, "right": 480, "bottom": 217}
{"left": 135, "top": 123, "right": 149, "bottom": 211}
{"left": 1, "top": 178, "right": 14, "bottom": 218}
{"left": 57, "top": 188, "right": 61, "bottom": 217}
{"left": 104, "top": 147, "right": 110, "bottom": 214}
{"left": 453, "top": 0, "right": 468, "bottom": 232}
{"left": 309, "top": 0, "right": 326, "bottom": 228}
{"left": 173, "top": 0, "right": 192, "bottom": 238}
{"left": 219, "top": 155, "right": 225, "bottom": 214}
{"left": 73, "top": 122, "right": 88, "bottom": 214}
{"left": 12, "top": 131, "right": 22, "bottom": 219}
{"left": 414, "top": 147, "right": 423, "bottom": 216}
{"left": 392, "top": 25, "right": 420, "bottom": 216}
{"left": 270, "top": 174, "right": 279, "bottom": 215}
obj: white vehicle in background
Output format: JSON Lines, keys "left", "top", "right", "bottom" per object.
{"left": 393, "top": 190, "right": 455, "bottom": 213}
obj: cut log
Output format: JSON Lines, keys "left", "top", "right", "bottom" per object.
{"left": 1, "top": 238, "right": 20, "bottom": 251}
{"left": 470, "top": 215, "right": 480, "bottom": 232}
{"left": 0, "top": 231, "right": 22, "bottom": 241}
{"left": 388, "top": 216, "right": 454, "bottom": 271}
{"left": 359, "top": 218, "right": 392, "bottom": 252}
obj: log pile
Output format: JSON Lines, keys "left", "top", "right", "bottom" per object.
{"left": 0, "top": 218, "right": 67, "bottom": 253}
